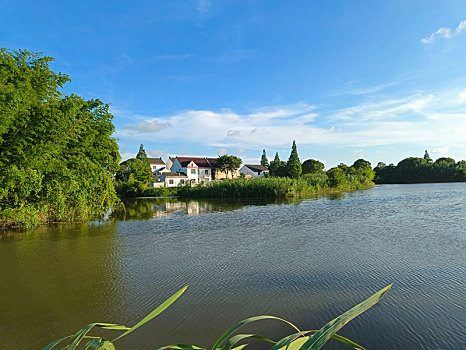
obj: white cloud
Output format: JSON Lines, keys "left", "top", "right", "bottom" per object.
{"left": 197, "top": 0, "right": 211, "bottom": 19}
{"left": 421, "top": 27, "right": 452, "bottom": 44}
{"left": 114, "top": 90, "right": 466, "bottom": 154}
{"left": 148, "top": 150, "right": 167, "bottom": 158}
{"left": 457, "top": 20, "right": 466, "bottom": 33}
{"left": 421, "top": 19, "right": 466, "bottom": 44}
{"left": 217, "top": 148, "right": 228, "bottom": 156}
{"left": 459, "top": 91, "right": 466, "bottom": 101}
{"left": 237, "top": 148, "right": 246, "bottom": 154}
{"left": 431, "top": 147, "right": 449, "bottom": 155}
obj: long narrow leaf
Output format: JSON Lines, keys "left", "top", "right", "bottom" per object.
{"left": 113, "top": 285, "right": 188, "bottom": 342}
{"left": 274, "top": 331, "right": 365, "bottom": 350}
{"left": 229, "top": 344, "right": 249, "bottom": 350}
{"left": 219, "top": 333, "right": 275, "bottom": 350}
{"left": 211, "top": 315, "right": 300, "bottom": 350}
{"left": 42, "top": 336, "right": 73, "bottom": 350}
{"left": 298, "top": 284, "right": 392, "bottom": 350}
{"left": 157, "top": 344, "right": 206, "bottom": 350}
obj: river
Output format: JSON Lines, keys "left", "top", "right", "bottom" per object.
{"left": 0, "top": 184, "right": 465, "bottom": 349}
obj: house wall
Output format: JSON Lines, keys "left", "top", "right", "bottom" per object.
{"left": 150, "top": 163, "right": 165, "bottom": 172}
{"left": 213, "top": 169, "right": 240, "bottom": 180}
{"left": 161, "top": 175, "right": 187, "bottom": 187}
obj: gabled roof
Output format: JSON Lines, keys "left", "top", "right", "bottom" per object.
{"left": 177, "top": 157, "right": 212, "bottom": 168}
{"left": 206, "top": 157, "right": 218, "bottom": 169}
{"left": 244, "top": 164, "right": 269, "bottom": 173}
{"left": 148, "top": 157, "right": 165, "bottom": 165}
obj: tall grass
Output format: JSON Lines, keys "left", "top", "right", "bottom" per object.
{"left": 43, "top": 284, "right": 391, "bottom": 350}
{"left": 180, "top": 174, "right": 374, "bottom": 199}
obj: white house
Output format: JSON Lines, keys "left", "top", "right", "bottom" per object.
{"left": 148, "top": 157, "right": 165, "bottom": 172}
{"left": 159, "top": 172, "right": 188, "bottom": 187}
{"left": 239, "top": 164, "right": 269, "bottom": 178}
{"left": 170, "top": 157, "right": 214, "bottom": 183}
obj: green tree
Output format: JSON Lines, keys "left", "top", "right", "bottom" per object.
{"left": 302, "top": 159, "right": 324, "bottom": 174}
{"left": 260, "top": 149, "right": 269, "bottom": 168}
{"left": 269, "top": 152, "right": 287, "bottom": 177}
{"left": 286, "top": 140, "right": 302, "bottom": 178}
{"left": 424, "top": 150, "right": 432, "bottom": 164}
{"left": 217, "top": 155, "right": 242, "bottom": 175}
{"left": 326, "top": 167, "right": 346, "bottom": 187}
{"left": 115, "top": 145, "right": 154, "bottom": 197}
{"left": 0, "top": 49, "right": 120, "bottom": 227}
{"left": 351, "top": 159, "right": 375, "bottom": 181}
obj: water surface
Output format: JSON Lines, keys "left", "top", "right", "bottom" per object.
{"left": 0, "top": 184, "right": 465, "bottom": 349}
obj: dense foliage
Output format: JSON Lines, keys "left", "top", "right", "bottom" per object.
{"left": 115, "top": 144, "right": 154, "bottom": 197}
{"left": 0, "top": 49, "right": 120, "bottom": 228}
{"left": 181, "top": 161, "right": 374, "bottom": 199}
{"left": 301, "top": 159, "right": 325, "bottom": 174}
{"left": 217, "top": 154, "right": 242, "bottom": 174}
{"left": 374, "top": 151, "right": 466, "bottom": 184}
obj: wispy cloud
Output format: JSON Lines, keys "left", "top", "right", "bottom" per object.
{"left": 421, "top": 19, "right": 466, "bottom": 44}
{"left": 114, "top": 88, "right": 466, "bottom": 154}
{"left": 431, "top": 147, "right": 449, "bottom": 155}
{"left": 421, "top": 27, "right": 452, "bottom": 44}
{"left": 197, "top": 0, "right": 211, "bottom": 21}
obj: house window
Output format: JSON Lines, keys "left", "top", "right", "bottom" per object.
{"left": 180, "top": 179, "right": 184, "bottom": 184}
{"left": 169, "top": 179, "right": 174, "bottom": 184}
{"left": 205, "top": 170, "right": 209, "bottom": 174}
{"left": 191, "top": 169, "right": 196, "bottom": 174}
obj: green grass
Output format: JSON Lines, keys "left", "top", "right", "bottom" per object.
{"left": 43, "top": 284, "right": 391, "bottom": 350}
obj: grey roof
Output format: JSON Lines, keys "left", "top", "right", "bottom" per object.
{"left": 244, "top": 164, "right": 269, "bottom": 173}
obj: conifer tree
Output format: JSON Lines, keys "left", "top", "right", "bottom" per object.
{"left": 260, "top": 149, "right": 269, "bottom": 168}
{"left": 424, "top": 150, "right": 432, "bottom": 164}
{"left": 286, "top": 140, "right": 302, "bottom": 178}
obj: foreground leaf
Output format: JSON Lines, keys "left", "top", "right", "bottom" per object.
{"left": 298, "top": 285, "right": 392, "bottom": 350}
{"left": 113, "top": 285, "right": 188, "bottom": 342}
{"left": 157, "top": 344, "right": 206, "bottom": 350}
{"left": 85, "top": 338, "right": 116, "bottom": 350}
{"left": 211, "top": 315, "right": 301, "bottom": 350}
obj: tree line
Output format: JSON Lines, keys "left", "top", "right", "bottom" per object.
{"left": 374, "top": 150, "right": 466, "bottom": 184}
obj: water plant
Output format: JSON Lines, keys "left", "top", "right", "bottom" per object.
{"left": 43, "top": 284, "right": 391, "bottom": 350}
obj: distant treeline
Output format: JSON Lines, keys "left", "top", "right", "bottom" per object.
{"left": 374, "top": 151, "right": 466, "bottom": 184}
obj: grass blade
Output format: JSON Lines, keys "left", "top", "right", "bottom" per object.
{"left": 270, "top": 331, "right": 311, "bottom": 350}
{"left": 298, "top": 284, "right": 392, "bottom": 350}
{"left": 219, "top": 333, "right": 275, "bottom": 350}
{"left": 113, "top": 285, "right": 188, "bottom": 342}
{"left": 157, "top": 344, "right": 206, "bottom": 350}
{"left": 211, "top": 315, "right": 300, "bottom": 350}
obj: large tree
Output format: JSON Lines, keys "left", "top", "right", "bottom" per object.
{"left": 217, "top": 155, "right": 242, "bottom": 176}
{"left": 286, "top": 140, "right": 302, "bottom": 178}
{"left": 302, "top": 159, "right": 325, "bottom": 174}
{"left": 0, "top": 49, "right": 120, "bottom": 226}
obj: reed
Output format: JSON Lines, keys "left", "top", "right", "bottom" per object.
{"left": 43, "top": 284, "right": 391, "bottom": 350}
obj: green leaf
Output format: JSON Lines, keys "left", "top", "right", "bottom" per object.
{"left": 113, "top": 285, "right": 188, "bottom": 342}
{"left": 42, "top": 336, "right": 73, "bottom": 350}
{"left": 274, "top": 331, "right": 365, "bottom": 350}
{"left": 298, "top": 284, "right": 392, "bottom": 350}
{"left": 219, "top": 333, "right": 275, "bottom": 350}
{"left": 85, "top": 338, "right": 116, "bottom": 350}
{"left": 211, "top": 315, "right": 300, "bottom": 350}
{"left": 229, "top": 344, "right": 249, "bottom": 350}
{"left": 157, "top": 344, "right": 206, "bottom": 350}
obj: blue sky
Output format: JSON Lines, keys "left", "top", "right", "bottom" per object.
{"left": 3, "top": 0, "right": 466, "bottom": 168}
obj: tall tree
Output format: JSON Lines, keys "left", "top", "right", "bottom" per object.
{"left": 115, "top": 145, "right": 154, "bottom": 196}
{"left": 286, "top": 140, "right": 302, "bottom": 178}
{"left": 260, "top": 149, "right": 269, "bottom": 168}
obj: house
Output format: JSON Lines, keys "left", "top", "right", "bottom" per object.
{"left": 159, "top": 172, "right": 188, "bottom": 187}
{"left": 239, "top": 164, "right": 269, "bottom": 178}
{"left": 170, "top": 157, "right": 214, "bottom": 183}
{"left": 206, "top": 157, "right": 240, "bottom": 180}
{"left": 148, "top": 157, "right": 165, "bottom": 172}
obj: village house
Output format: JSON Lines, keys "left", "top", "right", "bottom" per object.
{"left": 148, "top": 157, "right": 165, "bottom": 172}
{"left": 239, "top": 164, "right": 269, "bottom": 178}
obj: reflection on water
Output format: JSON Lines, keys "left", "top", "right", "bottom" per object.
{"left": 0, "top": 185, "right": 465, "bottom": 350}
{"left": 112, "top": 197, "right": 307, "bottom": 220}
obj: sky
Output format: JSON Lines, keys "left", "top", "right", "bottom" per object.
{"left": 2, "top": 0, "right": 466, "bottom": 168}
